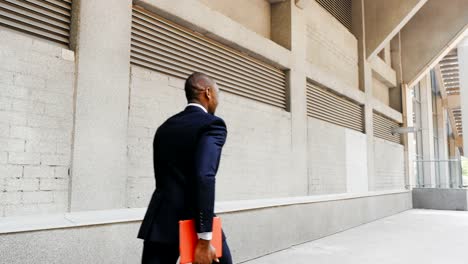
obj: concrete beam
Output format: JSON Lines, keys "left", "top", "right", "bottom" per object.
{"left": 294, "top": 0, "right": 311, "bottom": 9}
{"left": 446, "top": 94, "right": 461, "bottom": 108}
{"left": 369, "top": 56, "right": 397, "bottom": 88}
{"left": 434, "top": 65, "right": 448, "bottom": 100}
{"left": 455, "top": 136, "right": 464, "bottom": 148}
{"left": 448, "top": 108, "right": 462, "bottom": 139}
{"left": 458, "top": 36, "right": 468, "bottom": 155}
{"left": 364, "top": 0, "right": 427, "bottom": 59}
{"left": 400, "top": 0, "right": 468, "bottom": 87}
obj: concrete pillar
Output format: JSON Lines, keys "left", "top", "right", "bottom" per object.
{"left": 419, "top": 74, "right": 436, "bottom": 187}
{"left": 69, "top": 0, "right": 132, "bottom": 211}
{"left": 352, "top": 0, "right": 373, "bottom": 191}
{"left": 288, "top": 0, "right": 309, "bottom": 195}
{"left": 364, "top": 65, "right": 376, "bottom": 191}
{"left": 389, "top": 34, "right": 403, "bottom": 112}
{"left": 436, "top": 98, "right": 450, "bottom": 187}
{"left": 458, "top": 36, "right": 468, "bottom": 156}
{"left": 402, "top": 84, "right": 416, "bottom": 189}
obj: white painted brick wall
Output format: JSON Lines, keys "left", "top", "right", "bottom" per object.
{"left": 307, "top": 118, "right": 347, "bottom": 194}
{"left": 373, "top": 137, "right": 405, "bottom": 190}
{"left": 0, "top": 29, "right": 74, "bottom": 217}
{"left": 127, "top": 66, "right": 295, "bottom": 207}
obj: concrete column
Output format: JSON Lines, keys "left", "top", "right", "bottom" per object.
{"left": 391, "top": 33, "right": 414, "bottom": 189}
{"left": 436, "top": 98, "right": 450, "bottom": 187}
{"left": 364, "top": 64, "right": 376, "bottom": 191}
{"left": 69, "top": 0, "right": 132, "bottom": 211}
{"left": 458, "top": 36, "right": 468, "bottom": 155}
{"left": 389, "top": 34, "right": 403, "bottom": 112}
{"left": 288, "top": 0, "right": 309, "bottom": 195}
{"left": 419, "top": 74, "right": 436, "bottom": 187}
{"left": 353, "top": 0, "right": 373, "bottom": 191}
{"left": 402, "top": 84, "right": 416, "bottom": 189}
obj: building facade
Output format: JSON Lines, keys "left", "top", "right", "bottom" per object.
{"left": 0, "top": 0, "right": 467, "bottom": 263}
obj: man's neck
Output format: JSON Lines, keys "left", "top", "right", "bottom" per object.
{"left": 187, "top": 102, "right": 208, "bottom": 113}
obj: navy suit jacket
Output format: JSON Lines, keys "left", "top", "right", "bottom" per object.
{"left": 137, "top": 105, "right": 227, "bottom": 243}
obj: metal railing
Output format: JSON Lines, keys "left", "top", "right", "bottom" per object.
{"left": 414, "top": 159, "right": 464, "bottom": 188}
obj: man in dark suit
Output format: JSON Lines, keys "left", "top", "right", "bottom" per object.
{"left": 138, "top": 72, "right": 233, "bottom": 264}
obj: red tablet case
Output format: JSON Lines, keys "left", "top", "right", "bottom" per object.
{"left": 179, "top": 217, "right": 222, "bottom": 264}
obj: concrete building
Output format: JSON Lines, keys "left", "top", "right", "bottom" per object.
{"left": 0, "top": 0, "right": 466, "bottom": 263}
{"left": 412, "top": 35, "right": 468, "bottom": 210}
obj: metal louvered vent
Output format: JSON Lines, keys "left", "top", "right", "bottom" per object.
{"left": 307, "top": 82, "right": 364, "bottom": 132}
{"left": 373, "top": 111, "right": 402, "bottom": 144}
{"left": 130, "top": 6, "right": 287, "bottom": 109}
{"left": 0, "top": 0, "right": 72, "bottom": 46}
{"left": 316, "top": 0, "right": 352, "bottom": 32}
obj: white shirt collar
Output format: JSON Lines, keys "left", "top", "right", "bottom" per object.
{"left": 186, "top": 103, "right": 208, "bottom": 113}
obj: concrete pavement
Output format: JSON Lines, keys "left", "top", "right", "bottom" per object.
{"left": 243, "top": 209, "right": 468, "bottom": 264}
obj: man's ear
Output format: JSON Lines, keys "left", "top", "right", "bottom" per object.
{"left": 205, "top": 87, "right": 212, "bottom": 99}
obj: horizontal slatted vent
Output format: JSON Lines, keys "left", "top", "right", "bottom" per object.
{"left": 373, "top": 111, "right": 402, "bottom": 144}
{"left": 307, "top": 82, "right": 364, "bottom": 132}
{"left": 130, "top": 6, "right": 287, "bottom": 109}
{"left": 316, "top": 0, "right": 352, "bottom": 32}
{"left": 0, "top": 0, "right": 72, "bottom": 45}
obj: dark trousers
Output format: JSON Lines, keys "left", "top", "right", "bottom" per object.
{"left": 142, "top": 239, "right": 233, "bottom": 264}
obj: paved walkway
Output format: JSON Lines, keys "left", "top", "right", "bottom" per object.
{"left": 244, "top": 209, "right": 468, "bottom": 264}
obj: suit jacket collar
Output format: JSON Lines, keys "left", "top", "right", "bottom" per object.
{"left": 185, "top": 103, "right": 208, "bottom": 114}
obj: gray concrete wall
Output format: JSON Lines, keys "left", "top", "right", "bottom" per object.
{"left": 0, "top": 29, "right": 75, "bottom": 217}
{"left": 198, "top": 0, "right": 271, "bottom": 39}
{"left": 305, "top": 1, "right": 359, "bottom": 91}
{"left": 307, "top": 118, "right": 368, "bottom": 194}
{"left": 0, "top": 191, "right": 412, "bottom": 264}
{"left": 345, "top": 129, "right": 369, "bottom": 193}
{"left": 412, "top": 188, "right": 468, "bottom": 210}
{"left": 373, "top": 138, "right": 406, "bottom": 190}
{"left": 373, "top": 77, "right": 390, "bottom": 105}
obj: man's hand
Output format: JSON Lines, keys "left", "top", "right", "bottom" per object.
{"left": 193, "top": 239, "right": 219, "bottom": 264}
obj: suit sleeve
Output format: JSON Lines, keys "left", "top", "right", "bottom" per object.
{"left": 194, "top": 118, "right": 227, "bottom": 234}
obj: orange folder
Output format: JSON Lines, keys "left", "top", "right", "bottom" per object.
{"left": 179, "top": 217, "right": 222, "bottom": 264}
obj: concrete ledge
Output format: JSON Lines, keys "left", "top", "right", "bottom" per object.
{"left": 412, "top": 188, "right": 468, "bottom": 211}
{"left": 306, "top": 62, "right": 366, "bottom": 105}
{"left": 370, "top": 56, "right": 397, "bottom": 88}
{"left": 0, "top": 190, "right": 411, "bottom": 263}
{"left": 372, "top": 98, "right": 403, "bottom": 123}
{"left": 0, "top": 190, "right": 408, "bottom": 234}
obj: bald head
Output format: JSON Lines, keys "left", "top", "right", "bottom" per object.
{"left": 184, "top": 72, "right": 216, "bottom": 101}
{"left": 184, "top": 72, "right": 220, "bottom": 114}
